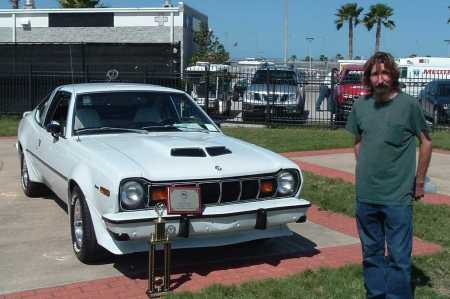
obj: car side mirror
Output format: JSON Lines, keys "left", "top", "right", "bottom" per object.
{"left": 46, "top": 121, "right": 62, "bottom": 138}
{"left": 212, "top": 119, "right": 222, "bottom": 128}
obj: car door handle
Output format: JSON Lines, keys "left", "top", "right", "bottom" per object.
{"left": 38, "top": 139, "right": 41, "bottom": 147}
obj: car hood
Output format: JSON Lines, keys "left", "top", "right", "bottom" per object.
{"left": 248, "top": 84, "right": 298, "bottom": 94}
{"left": 81, "top": 132, "right": 296, "bottom": 181}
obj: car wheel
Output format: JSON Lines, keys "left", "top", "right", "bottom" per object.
{"left": 70, "top": 186, "right": 107, "bottom": 263}
{"left": 20, "top": 151, "right": 46, "bottom": 197}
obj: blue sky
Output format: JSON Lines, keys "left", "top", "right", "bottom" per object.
{"left": 2, "top": 0, "right": 449, "bottom": 59}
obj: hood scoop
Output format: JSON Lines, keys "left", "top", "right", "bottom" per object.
{"left": 206, "top": 146, "right": 232, "bottom": 156}
{"left": 171, "top": 148, "right": 206, "bottom": 157}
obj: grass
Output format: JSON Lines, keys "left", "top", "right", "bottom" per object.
{"left": 168, "top": 172, "right": 450, "bottom": 298}
{"left": 0, "top": 115, "right": 21, "bottom": 136}
{"left": 223, "top": 127, "right": 450, "bottom": 152}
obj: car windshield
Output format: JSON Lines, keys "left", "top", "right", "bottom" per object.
{"left": 341, "top": 70, "right": 363, "bottom": 84}
{"left": 73, "top": 91, "right": 218, "bottom": 135}
{"left": 252, "top": 70, "right": 297, "bottom": 85}
{"left": 438, "top": 84, "right": 450, "bottom": 96}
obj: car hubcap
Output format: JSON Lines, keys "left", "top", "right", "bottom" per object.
{"left": 73, "top": 197, "right": 83, "bottom": 250}
{"left": 21, "top": 156, "right": 29, "bottom": 190}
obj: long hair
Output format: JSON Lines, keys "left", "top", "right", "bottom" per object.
{"left": 363, "top": 51, "right": 400, "bottom": 94}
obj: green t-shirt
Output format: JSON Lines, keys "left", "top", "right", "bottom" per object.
{"left": 345, "top": 92, "right": 428, "bottom": 205}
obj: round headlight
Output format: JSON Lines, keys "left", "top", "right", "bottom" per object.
{"left": 120, "top": 181, "right": 145, "bottom": 210}
{"left": 277, "top": 171, "right": 296, "bottom": 196}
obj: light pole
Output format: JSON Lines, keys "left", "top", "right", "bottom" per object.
{"left": 306, "top": 37, "right": 314, "bottom": 75}
{"left": 445, "top": 40, "right": 450, "bottom": 57}
{"left": 284, "top": 0, "right": 288, "bottom": 65}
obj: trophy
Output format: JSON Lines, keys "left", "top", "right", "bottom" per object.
{"left": 146, "top": 203, "right": 171, "bottom": 298}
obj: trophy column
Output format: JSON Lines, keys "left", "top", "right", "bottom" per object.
{"left": 146, "top": 203, "right": 171, "bottom": 298}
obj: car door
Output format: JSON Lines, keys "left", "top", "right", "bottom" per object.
{"left": 38, "top": 91, "right": 74, "bottom": 202}
{"left": 26, "top": 91, "right": 56, "bottom": 181}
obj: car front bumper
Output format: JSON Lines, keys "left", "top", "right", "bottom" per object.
{"left": 102, "top": 197, "right": 310, "bottom": 243}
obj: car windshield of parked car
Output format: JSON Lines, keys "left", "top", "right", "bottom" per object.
{"left": 438, "top": 84, "right": 450, "bottom": 96}
{"left": 252, "top": 70, "right": 297, "bottom": 85}
{"left": 73, "top": 91, "right": 218, "bottom": 135}
{"left": 341, "top": 70, "right": 363, "bottom": 84}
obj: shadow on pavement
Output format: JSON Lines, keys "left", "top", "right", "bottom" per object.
{"left": 108, "top": 233, "right": 319, "bottom": 289}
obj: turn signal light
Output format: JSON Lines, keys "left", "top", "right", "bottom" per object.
{"left": 260, "top": 181, "right": 274, "bottom": 194}
{"left": 151, "top": 187, "right": 168, "bottom": 202}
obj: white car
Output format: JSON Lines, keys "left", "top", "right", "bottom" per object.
{"left": 17, "top": 83, "right": 310, "bottom": 263}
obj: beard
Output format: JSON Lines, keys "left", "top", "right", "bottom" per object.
{"left": 373, "top": 83, "right": 392, "bottom": 100}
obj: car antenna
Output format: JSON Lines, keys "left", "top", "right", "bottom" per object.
{"left": 69, "top": 44, "right": 80, "bottom": 142}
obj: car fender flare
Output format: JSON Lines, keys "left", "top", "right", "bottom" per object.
{"left": 68, "top": 166, "right": 122, "bottom": 254}
{"left": 18, "top": 142, "right": 43, "bottom": 183}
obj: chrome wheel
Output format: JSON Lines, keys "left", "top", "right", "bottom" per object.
{"left": 72, "top": 196, "right": 84, "bottom": 252}
{"left": 21, "top": 155, "right": 29, "bottom": 191}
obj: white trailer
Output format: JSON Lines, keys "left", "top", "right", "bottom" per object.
{"left": 397, "top": 57, "right": 450, "bottom": 97}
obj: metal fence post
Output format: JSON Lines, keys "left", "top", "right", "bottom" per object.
{"left": 265, "top": 64, "right": 271, "bottom": 125}
{"left": 28, "top": 64, "right": 33, "bottom": 110}
{"left": 205, "top": 64, "right": 210, "bottom": 115}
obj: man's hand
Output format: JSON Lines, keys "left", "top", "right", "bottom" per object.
{"left": 415, "top": 181, "right": 425, "bottom": 200}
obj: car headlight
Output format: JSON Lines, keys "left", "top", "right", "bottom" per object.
{"left": 288, "top": 94, "right": 297, "bottom": 101}
{"left": 276, "top": 170, "right": 298, "bottom": 196}
{"left": 245, "top": 92, "right": 255, "bottom": 102}
{"left": 120, "top": 180, "right": 146, "bottom": 210}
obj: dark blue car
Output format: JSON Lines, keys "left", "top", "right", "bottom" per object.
{"left": 418, "top": 79, "right": 450, "bottom": 124}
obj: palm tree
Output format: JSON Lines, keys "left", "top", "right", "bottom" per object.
{"left": 363, "top": 4, "right": 395, "bottom": 52}
{"left": 58, "top": 0, "right": 103, "bottom": 8}
{"left": 9, "top": 0, "right": 20, "bottom": 9}
{"left": 335, "top": 3, "right": 364, "bottom": 60}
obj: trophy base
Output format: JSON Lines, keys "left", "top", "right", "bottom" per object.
{"left": 146, "top": 289, "right": 170, "bottom": 298}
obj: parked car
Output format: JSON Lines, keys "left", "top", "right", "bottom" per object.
{"left": 334, "top": 64, "right": 370, "bottom": 122}
{"left": 185, "top": 63, "right": 233, "bottom": 115}
{"left": 17, "top": 83, "right": 310, "bottom": 263}
{"left": 418, "top": 79, "right": 450, "bottom": 125}
{"left": 242, "top": 67, "right": 307, "bottom": 122}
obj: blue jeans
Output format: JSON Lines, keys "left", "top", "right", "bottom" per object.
{"left": 315, "top": 85, "right": 330, "bottom": 110}
{"left": 356, "top": 201, "right": 413, "bottom": 299}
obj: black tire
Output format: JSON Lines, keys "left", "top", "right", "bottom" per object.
{"left": 20, "top": 151, "right": 47, "bottom": 198}
{"left": 70, "top": 186, "right": 107, "bottom": 264}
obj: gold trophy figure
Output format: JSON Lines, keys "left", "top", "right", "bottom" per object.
{"left": 147, "top": 203, "right": 171, "bottom": 298}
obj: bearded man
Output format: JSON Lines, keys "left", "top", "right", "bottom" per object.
{"left": 346, "top": 51, "right": 432, "bottom": 299}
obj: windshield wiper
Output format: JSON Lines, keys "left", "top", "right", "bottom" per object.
{"left": 75, "top": 127, "right": 148, "bottom": 135}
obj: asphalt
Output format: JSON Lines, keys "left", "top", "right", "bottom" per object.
{"left": 0, "top": 139, "right": 359, "bottom": 295}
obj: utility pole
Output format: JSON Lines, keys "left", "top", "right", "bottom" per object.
{"left": 306, "top": 37, "right": 314, "bottom": 75}
{"left": 284, "top": 0, "right": 288, "bottom": 65}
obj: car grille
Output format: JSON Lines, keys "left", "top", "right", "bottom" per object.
{"left": 148, "top": 174, "right": 280, "bottom": 207}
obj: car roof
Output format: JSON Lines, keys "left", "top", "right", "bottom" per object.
{"left": 342, "top": 64, "right": 364, "bottom": 71}
{"left": 58, "top": 83, "right": 185, "bottom": 94}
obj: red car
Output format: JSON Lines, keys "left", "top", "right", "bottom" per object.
{"left": 335, "top": 64, "right": 370, "bottom": 121}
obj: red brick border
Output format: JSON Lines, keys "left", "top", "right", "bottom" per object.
{"left": 2, "top": 205, "right": 441, "bottom": 299}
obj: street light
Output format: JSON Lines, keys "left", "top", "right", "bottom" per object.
{"left": 305, "top": 37, "right": 314, "bottom": 75}
{"left": 445, "top": 40, "right": 450, "bottom": 57}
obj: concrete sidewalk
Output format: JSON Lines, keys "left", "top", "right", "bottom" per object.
{"left": 284, "top": 148, "right": 450, "bottom": 206}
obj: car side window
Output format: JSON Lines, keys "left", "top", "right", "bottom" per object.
{"left": 45, "top": 91, "right": 71, "bottom": 136}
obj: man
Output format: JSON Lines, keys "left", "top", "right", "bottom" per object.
{"left": 315, "top": 67, "right": 339, "bottom": 112}
{"left": 346, "top": 52, "right": 432, "bottom": 299}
